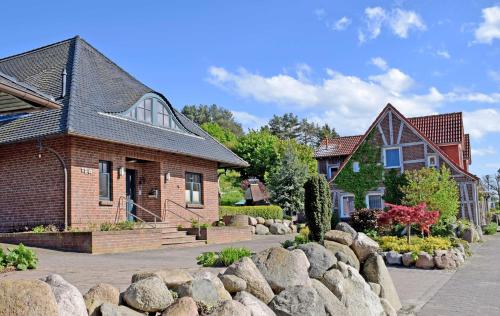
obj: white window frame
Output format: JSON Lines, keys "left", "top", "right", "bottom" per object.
{"left": 327, "top": 164, "right": 340, "bottom": 179}
{"left": 383, "top": 147, "right": 402, "bottom": 169}
{"left": 340, "top": 194, "right": 355, "bottom": 218}
{"left": 352, "top": 161, "right": 360, "bottom": 173}
{"left": 365, "top": 193, "right": 384, "bottom": 210}
{"left": 427, "top": 154, "right": 438, "bottom": 168}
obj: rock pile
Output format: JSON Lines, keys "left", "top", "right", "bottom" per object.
{"left": 382, "top": 246, "right": 467, "bottom": 269}
{"left": 249, "top": 217, "right": 296, "bottom": 235}
{"left": 0, "top": 222, "right": 402, "bottom": 316}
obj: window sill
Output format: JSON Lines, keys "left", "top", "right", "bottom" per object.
{"left": 186, "top": 203, "right": 204, "bottom": 209}
{"left": 99, "top": 200, "right": 113, "bottom": 207}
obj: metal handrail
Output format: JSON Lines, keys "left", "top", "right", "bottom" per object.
{"left": 117, "top": 196, "right": 162, "bottom": 228}
{"left": 163, "top": 199, "right": 204, "bottom": 237}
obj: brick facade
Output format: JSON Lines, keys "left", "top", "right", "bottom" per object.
{"left": 0, "top": 135, "right": 220, "bottom": 232}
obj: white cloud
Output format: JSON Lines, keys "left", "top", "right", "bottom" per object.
{"left": 371, "top": 57, "right": 389, "bottom": 70}
{"left": 436, "top": 50, "right": 451, "bottom": 59}
{"left": 231, "top": 110, "right": 267, "bottom": 131}
{"left": 208, "top": 65, "right": 500, "bottom": 137}
{"left": 359, "top": 7, "right": 426, "bottom": 43}
{"left": 475, "top": 6, "right": 500, "bottom": 44}
{"left": 463, "top": 109, "right": 500, "bottom": 139}
{"left": 332, "top": 16, "right": 352, "bottom": 31}
{"left": 472, "top": 146, "right": 496, "bottom": 157}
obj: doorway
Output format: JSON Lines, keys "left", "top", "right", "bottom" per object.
{"left": 125, "top": 169, "right": 137, "bottom": 221}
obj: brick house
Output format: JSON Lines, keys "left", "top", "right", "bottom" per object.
{"left": 314, "top": 104, "right": 486, "bottom": 226}
{"left": 0, "top": 36, "right": 247, "bottom": 233}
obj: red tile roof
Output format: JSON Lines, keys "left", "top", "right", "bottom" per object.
{"left": 464, "top": 134, "right": 471, "bottom": 161}
{"left": 407, "top": 112, "right": 463, "bottom": 144}
{"left": 314, "top": 135, "right": 363, "bottom": 158}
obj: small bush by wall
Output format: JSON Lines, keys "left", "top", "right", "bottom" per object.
{"left": 219, "top": 205, "right": 283, "bottom": 219}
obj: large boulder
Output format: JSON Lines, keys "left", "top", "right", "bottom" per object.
{"left": 234, "top": 291, "right": 276, "bottom": 316}
{"left": 269, "top": 223, "right": 288, "bottom": 235}
{"left": 131, "top": 269, "right": 193, "bottom": 290}
{"left": 249, "top": 216, "right": 258, "bottom": 226}
{"left": 100, "top": 303, "right": 145, "bottom": 316}
{"left": 362, "top": 253, "right": 402, "bottom": 311}
{"left": 269, "top": 286, "right": 326, "bottom": 316}
{"left": 224, "top": 257, "right": 275, "bottom": 304}
{"left": 321, "top": 263, "right": 385, "bottom": 316}
{"left": 335, "top": 222, "right": 357, "bottom": 239}
{"left": 256, "top": 217, "right": 265, "bottom": 224}
{"left": 124, "top": 276, "right": 173, "bottom": 312}
{"left": 219, "top": 274, "right": 247, "bottom": 293}
{"left": 402, "top": 252, "right": 416, "bottom": 267}
{"left": 323, "top": 240, "right": 360, "bottom": 270}
{"left": 283, "top": 219, "right": 291, "bottom": 227}
{"left": 310, "top": 279, "right": 348, "bottom": 316}
{"left": 381, "top": 298, "right": 397, "bottom": 316}
{"left": 206, "top": 300, "right": 251, "bottom": 316}
{"left": 324, "top": 230, "right": 353, "bottom": 246}
{"left": 297, "top": 243, "right": 337, "bottom": 279}
{"left": 434, "top": 250, "right": 457, "bottom": 269}
{"left": 42, "top": 274, "right": 87, "bottom": 316}
{"left": 415, "top": 252, "right": 435, "bottom": 269}
{"left": 83, "top": 283, "right": 120, "bottom": 316}
{"left": 0, "top": 279, "right": 59, "bottom": 316}
{"left": 252, "top": 247, "right": 312, "bottom": 293}
{"left": 264, "top": 219, "right": 275, "bottom": 227}
{"left": 385, "top": 251, "right": 403, "bottom": 266}
{"left": 462, "top": 227, "right": 480, "bottom": 243}
{"left": 177, "top": 271, "right": 231, "bottom": 306}
{"left": 255, "top": 224, "right": 270, "bottom": 235}
{"left": 351, "top": 232, "right": 380, "bottom": 262}
{"left": 162, "top": 297, "right": 198, "bottom": 316}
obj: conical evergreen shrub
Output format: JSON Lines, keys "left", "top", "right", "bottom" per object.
{"left": 304, "top": 174, "right": 332, "bottom": 242}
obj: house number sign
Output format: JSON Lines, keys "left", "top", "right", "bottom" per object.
{"left": 81, "top": 167, "right": 93, "bottom": 175}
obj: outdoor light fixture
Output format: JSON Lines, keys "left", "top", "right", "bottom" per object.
{"left": 119, "top": 166, "right": 126, "bottom": 177}
{"left": 164, "top": 172, "right": 171, "bottom": 183}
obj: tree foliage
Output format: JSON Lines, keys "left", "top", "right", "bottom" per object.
{"left": 201, "top": 122, "right": 238, "bottom": 150}
{"left": 378, "top": 203, "right": 440, "bottom": 244}
{"left": 234, "top": 130, "right": 281, "bottom": 181}
{"left": 268, "top": 145, "right": 309, "bottom": 216}
{"left": 401, "top": 166, "right": 460, "bottom": 222}
{"left": 334, "top": 132, "right": 384, "bottom": 209}
{"left": 383, "top": 169, "right": 408, "bottom": 205}
{"left": 304, "top": 174, "right": 332, "bottom": 242}
{"left": 182, "top": 104, "right": 243, "bottom": 136}
{"left": 277, "top": 140, "right": 318, "bottom": 176}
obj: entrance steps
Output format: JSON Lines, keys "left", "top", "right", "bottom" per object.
{"left": 144, "top": 222, "right": 206, "bottom": 248}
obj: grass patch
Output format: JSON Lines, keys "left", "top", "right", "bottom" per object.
{"left": 196, "top": 247, "right": 252, "bottom": 267}
{"left": 483, "top": 223, "right": 498, "bottom": 235}
{"left": 375, "top": 236, "right": 453, "bottom": 255}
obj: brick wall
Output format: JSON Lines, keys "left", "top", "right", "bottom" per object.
{"left": 0, "top": 135, "right": 220, "bottom": 232}
{"left": 182, "top": 226, "right": 253, "bottom": 244}
{"left": 0, "top": 229, "right": 163, "bottom": 253}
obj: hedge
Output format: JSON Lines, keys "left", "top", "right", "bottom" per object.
{"left": 219, "top": 205, "right": 283, "bottom": 220}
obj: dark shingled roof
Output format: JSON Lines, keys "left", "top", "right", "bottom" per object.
{"left": 0, "top": 36, "right": 247, "bottom": 168}
{"left": 0, "top": 71, "right": 59, "bottom": 104}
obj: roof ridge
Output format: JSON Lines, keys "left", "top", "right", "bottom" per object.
{"left": 408, "top": 112, "right": 462, "bottom": 120}
{"left": 327, "top": 135, "right": 363, "bottom": 140}
{"left": 65, "top": 35, "right": 81, "bottom": 133}
{"left": 76, "top": 37, "right": 152, "bottom": 92}
{"left": 0, "top": 36, "right": 78, "bottom": 63}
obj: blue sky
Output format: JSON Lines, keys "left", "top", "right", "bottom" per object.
{"left": 1, "top": 1, "right": 499, "bottom": 176}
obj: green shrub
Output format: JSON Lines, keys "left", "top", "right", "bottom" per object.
{"left": 483, "top": 223, "right": 498, "bottom": 235}
{"left": 219, "top": 205, "right": 283, "bottom": 220}
{"left": 283, "top": 215, "right": 293, "bottom": 221}
{"left": 32, "top": 225, "right": 46, "bottom": 234}
{"left": 281, "top": 239, "right": 296, "bottom": 248}
{"left": 196, "top": 247, "right": 252, "bottom": 267}
{"left": 4, "top": 244, "right": 38, "bottom": 271}
{"left": 115, "top": 221, "right": 135, "bottom": 230}
{"left": 200, "top": 223, "right": 209, "bottom": 229}
{"left": 349, "top": 209, "right": 382, "bottom": 233}
{"left": 281, "top": 234, "right": 309, "bottom": 248}
{"left": 375, "top": 236, "right": 452, "bottom": 255}
{"left": 304, "top": 175, "right": 332, "bottom": 242}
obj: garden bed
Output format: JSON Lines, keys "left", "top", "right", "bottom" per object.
{"left": 181, "top": 226, "right": 253, "bottom": 244}
{"left": 0, "top": 229, "right": 163, "bottom": 254}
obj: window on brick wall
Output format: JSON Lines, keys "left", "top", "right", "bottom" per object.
{"left": 185, "top": 172, "right": 203, "bottom": 205}
{"left": 383, "top": 147, "right": 401, "bottom": 168}
{"left": 366, "top": 193, "right": 383, "bottom": 209}
{"left": 99, "top": 160, "right": 112, "bottom": 201}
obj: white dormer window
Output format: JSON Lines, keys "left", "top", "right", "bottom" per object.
{"left": 427, "top": 155, "right": 438, "bottom": 168}
{"left": 122, "top": 94, "right": 184, "bottom": 132}
{"left": 353, "top": 161, "right": 360, "bottom": 173}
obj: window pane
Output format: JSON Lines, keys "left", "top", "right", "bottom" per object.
{"left": 144, "top": 99, "right": 152, "bottom": 111}
{"left": 343, "top": 196, "right": 354, "bottom": 217}
{"left": 185, "top": 173, "right": 202, "bottom": 204}
{"left": 144, "top": 108, "right": 152, "bottom": 123}
{"left": 137, "top": 106, "right": 144, "bottom": 121}
{"left": 385, "top": 149, "right": 400, "bottom": 167}
{"left": 368, "top": 195, "right": 382, "bottom": 209}
{"left": 99, "top": 174, "right": 109, "bottom": 198}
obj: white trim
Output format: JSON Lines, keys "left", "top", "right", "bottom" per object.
{"left": 365, "top": 192, "right": 384, "bottom": 209}
{"left": 400, "top": 142, "right": 425, "bottom": 147}
{"left": 396, "top": 121, "right": 404, "bottom": 144}
{"left": 404, "top": 159, "right": 426, "bottom": 164}
{"left": 377, "top": 124, "right": 388, "bottom": 146}
{"left": 327, "top": 163, "right": 340, "bottom": 179}
{"left": 388, "top": 111, "right": 394, "bottom": 145}
{"left": 427, "top": 154, "right": 438, "bottom": 168}
{"left": 340, "top": 194, "right": 355, "bottom": 218}
{"left": 383, "top": 146, "right": 402, "bottom": 169}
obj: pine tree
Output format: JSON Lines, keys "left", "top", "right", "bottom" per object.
{"left": 267, "top": 146, "right": 309, "bottom": 216}
{"left": 304, "top": 174, "right": 332, "bottom": 242}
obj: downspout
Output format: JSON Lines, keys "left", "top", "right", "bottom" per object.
{"left": 38, "top": 139, "right": 68, "bottom": 231}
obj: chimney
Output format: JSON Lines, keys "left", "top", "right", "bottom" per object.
{"left": 61, "top": 68, "right": 67, "bottom": 98}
